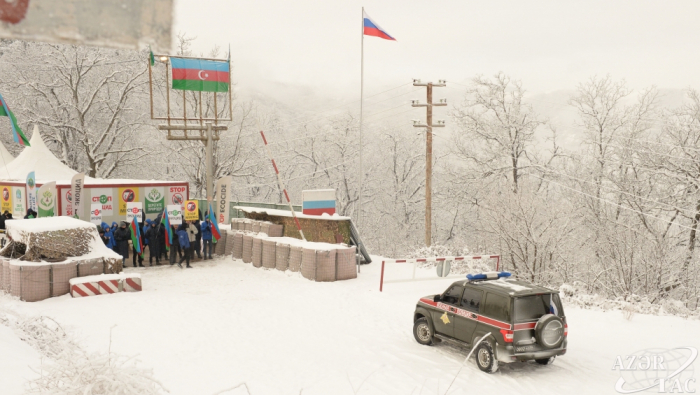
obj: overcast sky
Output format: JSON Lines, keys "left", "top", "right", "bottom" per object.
{"left": 173, "top": 1, "right": 700, "bottom": 102}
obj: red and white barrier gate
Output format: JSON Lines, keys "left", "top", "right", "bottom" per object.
{"left": 379, "top": 255, "right": 500, "bottom": 292}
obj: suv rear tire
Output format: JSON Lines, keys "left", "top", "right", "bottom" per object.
{"left": 413, "top": 318, "right": 434, "bottom": 346}
{"left": 475, "top": 342, "right": 499, "bottom": 373}
{"left": 535, "top": 314, "right": 565, "bottom": 349}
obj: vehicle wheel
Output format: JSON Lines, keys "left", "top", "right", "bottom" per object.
{"left": 475, "top": 342, "right": 499, "bottom": 373}
{"left": 413, "top": 318, "right": 434, "bottom": 346}
{"left": 535, "top": 356, "right": 556, "bottom": 365}
{"left": 534, "top": 314, "right": 565, "bottom": 349}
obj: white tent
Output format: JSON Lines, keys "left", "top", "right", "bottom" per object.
{"left": 0, "top": 136, "right": 15, "bottom": 178}
{"left": 0, "top": 125, "right": 77, "bottom": 182}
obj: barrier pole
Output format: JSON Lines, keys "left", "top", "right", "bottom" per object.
{"left": 380, "top": 260, "right": 385, "bottom": 292}
{"left": 496, "top": 255, "right": 500, "bottom": 271}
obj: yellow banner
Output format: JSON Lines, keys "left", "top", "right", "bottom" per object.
{"left": 0, "top": 185, "right": 12, "bottom": 214}
{"left": 184, "top": 200, "right": 199, "bottom": 221}
{"left": 118, "top": 187, "right": 139, "bottom": 216}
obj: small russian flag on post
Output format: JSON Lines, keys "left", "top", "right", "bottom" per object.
{"left": 363, "top": 10, "right": 396, "bottom": 41}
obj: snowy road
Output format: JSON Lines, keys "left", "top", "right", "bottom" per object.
{"left": 2, "top": 256, "right": 699, "bottom": 394}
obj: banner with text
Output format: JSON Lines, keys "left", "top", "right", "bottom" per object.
{"left": 12, "top": 186, "right": 24, "bottom": 218}
{"left": 126, "top": 202, "right": 143, "bottom": 223}
{"left": 37, "top": 182, "right": 56, "bottom": 217}
{"left": 167, "top": 204, "right": 183, "bottom": 225}
{"left": 26, "top": 171, "right": 36, "bottom": 212}
{"left": 144, "top": 186, "right": 165, "bottom": 214}
{"left": 119, "top": 187, "right": 139, "bottom": 216}
{"left": 184, "top": 200, "right": 198, "bottom": 221}
{"left": 90, "top": 204, "right": 102, "bottom": 225}
{"left": 71, "top": 173, "right": 85, "bottom": 219}
{"left": 0, "top": 185, "right": 12, "bottom": 214}
{"left": 215, "top": 176, "right": 231, "bottom": 224}
{"left": 91, "top": 188, "right": 114, "bottom": 216}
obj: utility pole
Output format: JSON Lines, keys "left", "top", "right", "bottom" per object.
{"left": 412, "top": 79, "right": 446, "bottom": 247}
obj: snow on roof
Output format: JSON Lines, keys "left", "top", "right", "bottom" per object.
{"left": 235, "top": 206, "right": 350, "bottom": 221}
{"left": 0, "top": 125, "right": 78, "bottom": 181}
{"left": 480, "top": 279, "right": 532, "bottom": 292}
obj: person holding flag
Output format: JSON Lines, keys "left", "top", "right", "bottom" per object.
{"left": 114, "top": 221, "right": 131, "bottom": 266}
{"left": 130, "top": 214, "right": 145, "bottom": 267}
{"left": 160, "top": 208, "right": 173, "bottom": 260}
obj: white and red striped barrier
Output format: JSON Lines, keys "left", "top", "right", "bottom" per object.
{"left": 123, "top": 277, "right": 142, "bottom": 292}
{"left": 379, "top": 255, "right": 500, "bottom": 292}
{"left": 69, "top": 273, "right": 142, "bottom": 298}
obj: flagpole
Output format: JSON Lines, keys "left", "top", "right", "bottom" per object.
{"left": 359, "top": 6, "right": 364, "bottom": 231}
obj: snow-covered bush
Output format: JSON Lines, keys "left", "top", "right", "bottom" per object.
{"left": 0, "top": 297, "right": 167, "bottom": 394}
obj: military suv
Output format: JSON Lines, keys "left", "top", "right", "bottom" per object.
{"left": 413, "top": 272, "right": 567, "bottom": 373}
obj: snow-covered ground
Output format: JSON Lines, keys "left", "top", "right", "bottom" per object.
{"left": 1, "top": 256, "right": 699, "bottom": 394}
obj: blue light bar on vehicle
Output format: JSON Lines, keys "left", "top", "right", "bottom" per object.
{"left": 466, "top": 271, "right": 512, "bottom": 281}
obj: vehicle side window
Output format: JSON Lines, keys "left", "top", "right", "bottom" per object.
{"left": 482, "top": 293, "right": 510, "bottom": 322}
{"left": 442, "top": 285, "right": 463, "bottom": 305}
{"left": 460, "top": 288, "right": 483, "bottom": 313}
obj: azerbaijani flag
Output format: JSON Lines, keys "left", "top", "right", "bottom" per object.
{"left": 363, "top": 10, "right": 396, "bottom": 41}
{"left": 208, "top": 203, "right": 221, "bottom": 241}
{"left": 161, "top": 209, "right": 172, "bottom": 250}
{"left": 170, "top": 57, "right": 229, "bottom": 92}
{"left": 130, "top": 216, "right": 144, "bottom": 258}
{"left": 0, "top": 93, "right": 30, "bottom": 146}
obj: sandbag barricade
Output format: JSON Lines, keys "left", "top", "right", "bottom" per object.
{"left": 335, "top": 246, "right": 358, "bottom": 280}
{"left": 252, "top": 222, "right": 261, "bottom": 233}
{"left": 289, "top": 246, "right": 303, "bottom": 272}
{"left": 52, "top": 263, "right": 78, "bottom": 297}
{"left": 275, "top": 242, "right": 290, "bottom": 271}
{"left": 225, "top": 230, "right": 235, "bottom": 256}
{"left": 252, "top": 237, "right": 262, "bottom": 268}
{"left": 261, "top": 239, "right": 276, "bottom": 269}
{"left": 215, "top": 231, "right": 228, "bottom": 256}
{"left": 260, "top": 222, "right": 270, "bottom": 235}
{"left": 244, "top": 221, "right": 253, "bottom": 232}
{"left": 267, "top": 224, "right": 283, "bottom": 237}
{"left": 11, "top": 264, "right": 51, "bottom": 302}
{"left": 70, "top": 273, "right": 142, "bottom": 297}
{"left": 300, "top": 248, "right": 316, "bottom": 280}
{"left": 242, "top": 234, "right": 253, "bottom": 263}
{"left": 232, "top": 232, "right": 244, "bottom": 259}
{"left": 2, "top": 259, "right": 9, "bottom": 293}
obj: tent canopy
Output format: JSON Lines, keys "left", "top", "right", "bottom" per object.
{"left": 0, "top": 126, "right": 77, "bottom": 182}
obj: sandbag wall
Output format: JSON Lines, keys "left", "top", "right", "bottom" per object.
{"left": 230, "top": 218, "right": 283, "bottom": 237}
{"left": 229, "top": 229, "right": 357, "bottom": 282}
{"left": 0, "top": 257, "right": 121, "bottom": 302}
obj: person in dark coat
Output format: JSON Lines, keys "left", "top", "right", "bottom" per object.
{"left": 113, "top": 221, "right": 130, "bottom": 265}
{"left": 201, "top": 218, "right": 213, "bottom": 260}
{"left": 145, "top": 220, "right": 162, "bottom": 266}
{"left": 99, "top": 228, "right": 109, "bottom": 245}
{"left": 132, "top": 215, "right": 145, "bottom": 267}
{"left": 177, "top": 221, "right": 197, "bottom": 268}
{"left": 154, "top": 212, "right": 168, "bottom": 261}
{"left": 193, "top": 219, "right": 202, "bottom": 259}
{"left": 0, "top": 212, "right": 6, "bottom": 230}
{"left": 24, "top": 209, "right": 37, "bottom": 219}
{"left": 169, "top": 224, "right": 183, "bottom": 265}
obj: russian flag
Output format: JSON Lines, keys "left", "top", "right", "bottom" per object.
{"left": 363, "top": 10, "right": 396, "bottom": 41}
{"left": 208, "top": 203, "right": 221, "bottom": 241}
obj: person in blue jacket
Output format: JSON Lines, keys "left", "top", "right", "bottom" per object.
{"left": 201, "top": 217, "right": 213, "bottom": 260}
{"left": 102, "top": 222, "right": 116, "bottom": 250}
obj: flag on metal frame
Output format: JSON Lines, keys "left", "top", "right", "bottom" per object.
{"left": 130, "top": 216, "right": 144, "bottom": 258}
{"left": 170, "top": 57, "right": 229, "bottom": 92}
{"left": 362, "top": 10, "right": 396, "bottom": 41}
{"left": 208, "top": 203, "right": 221, "bottom": 241}
{"left": 0, "top": 93, "right": 30, "bottom": 146}
{"left": 161, "top": 209, "right": 172, "bottom": 250}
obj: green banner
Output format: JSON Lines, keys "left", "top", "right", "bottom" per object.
{"left": 144, "top": 187, "right": 165, "bottom": 214}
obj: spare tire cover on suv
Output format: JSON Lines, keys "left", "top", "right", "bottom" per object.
{"left": 534, "top": 314, "right": 564, "bottom": 349}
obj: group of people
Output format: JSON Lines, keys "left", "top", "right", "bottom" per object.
{"left": 0, "top": 210, "right": 14, "bottom": 230}
{"left": 98, "top": 211, "right": 216, "bottom": 269}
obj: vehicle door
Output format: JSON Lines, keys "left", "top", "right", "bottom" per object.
{"left": 453, "top": 287, "right": 483, "bottom": 344}
{"left": 430, "top": 284, "right": 463, "bottom": 337}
